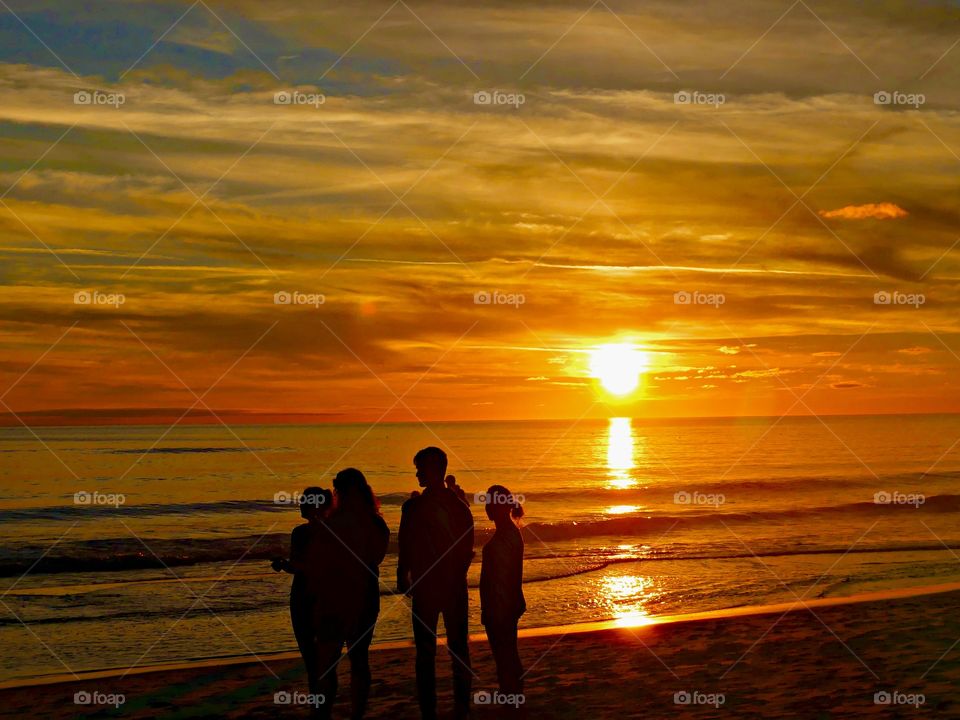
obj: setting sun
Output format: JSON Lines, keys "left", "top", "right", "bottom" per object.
{"left": 589, "top": 344, "right": 649, "bottom": 396}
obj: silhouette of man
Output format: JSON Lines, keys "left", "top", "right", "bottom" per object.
{"left": 398, "top": 447, "right": 474, "bottom": 720}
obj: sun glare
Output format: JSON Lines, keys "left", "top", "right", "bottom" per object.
{"left": 589, "top": 344, "right": 648, "bottom": 396}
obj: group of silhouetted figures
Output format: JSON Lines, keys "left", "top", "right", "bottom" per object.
{"left": 271, "top": 446, "right": 525, "bottom": 719}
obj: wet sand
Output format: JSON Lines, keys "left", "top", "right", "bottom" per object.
{"left": 2, "top": 584, "right": 959, "bottom": 718}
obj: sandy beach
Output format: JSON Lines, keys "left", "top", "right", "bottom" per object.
{"left": 2, "top": 584, "right": 958, "bottom": 719}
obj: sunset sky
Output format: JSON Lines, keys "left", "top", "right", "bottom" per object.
{"left": 1, "top": 0, "right": 959, "bottom": 425}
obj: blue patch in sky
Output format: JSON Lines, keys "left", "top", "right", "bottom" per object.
{"left": 0, "top": 0, "right": 407, "bottom": 90}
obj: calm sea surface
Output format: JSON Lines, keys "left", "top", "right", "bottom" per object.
{"left": 2, "top": 415, "right": 960, "bottom": 683}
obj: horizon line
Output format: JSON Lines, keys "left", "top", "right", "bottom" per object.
{"left": 1, "top": 408, "right": 959, "bottom": 430}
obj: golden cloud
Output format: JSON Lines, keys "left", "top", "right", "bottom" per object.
{"left": 817, "top": 203, "right": 908, "bottom": 220}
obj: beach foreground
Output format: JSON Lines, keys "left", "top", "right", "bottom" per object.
{"left": 2, "top": 586, "right": 958, "bottom": 719}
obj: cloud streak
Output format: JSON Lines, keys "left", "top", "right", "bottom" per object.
{"left": 0, "top": 0, "right": 958, "bottom": 421}
{"left": 818, "top": 203, "right": 908, "bottom": 220}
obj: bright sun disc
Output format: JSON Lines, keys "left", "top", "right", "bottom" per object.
{"left": 589, "top": 344, "right": 647, "bottom": 396}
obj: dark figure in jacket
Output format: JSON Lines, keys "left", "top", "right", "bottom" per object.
{"left": 398, "top": 447, "right": 474, "bottom": 720}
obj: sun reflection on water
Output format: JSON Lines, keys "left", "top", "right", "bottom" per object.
{"left": 601, "top": 574, "right": 657, "bottom": 627}
{"left": 606, "top": 417, "right": 636, "bottom": 489}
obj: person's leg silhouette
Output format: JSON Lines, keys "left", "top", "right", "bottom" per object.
{"left": 486, "top": 620, "right": 523, "bottom": 695}
{"left": 442, "top": 584, "right": 472, "bottom": 718}
{"left": 314, "top": 618, "right": 344, "bottom": 720}
{"left": 412, "top": 600, "right": 442, "bottom": 719}
{"left": 291, "top": 598, "right": 319, "bottom": 694}
{"left": 347, "top": 621, "right": 375, "bottom": 719}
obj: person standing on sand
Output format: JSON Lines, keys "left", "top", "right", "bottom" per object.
{"left": 479, "top": 485, "right": 526, "bottom": 700}
{"left": 398, "top": 447, "right": 475, "bottom": 720}
{"left": 271, "top": 486, "right": 334, "bottom": 697}
{"left": 311, "top": 468, "right": 390, "bottom": 720}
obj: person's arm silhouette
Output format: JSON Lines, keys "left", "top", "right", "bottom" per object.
{"left": 397, "top": 495, "right": 415, "bottom": 594}
{"left": 272, "top": 524, "right": 308, "bottom": 573}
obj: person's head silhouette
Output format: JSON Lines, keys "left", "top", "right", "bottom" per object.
{"left": 484, "top": 484, "right": 523, "bottom": 525}
{"left": 333, "top": 467, "right": 380, "bottom": 513}
{"left": 413, "top": 446, "right": 447, "bottom": 489}
{"left": 299, "top": 486, "right": 332, "bottom": 521}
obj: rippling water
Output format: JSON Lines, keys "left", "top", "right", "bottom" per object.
{"left": 2, "top": 415, "right": 960, "bottom": 682}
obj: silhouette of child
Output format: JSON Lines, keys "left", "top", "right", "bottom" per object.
{"left": 480, "top": 484, "right": 526, "bottom": 698}
{"left": 271, "top": 486, "right": 333, "bottom": 695}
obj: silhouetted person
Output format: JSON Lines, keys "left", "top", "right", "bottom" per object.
{"left": 271, "top": 486, "right": 334, "bottom": 696}
{"left": 311, "top": 469, "right": 390, "bottom": 719}
{"left": 398, "top": 447, "right": 474, "bottom": 720}
{"left": 480, "top": 485, "right": 526, "bottom": 698}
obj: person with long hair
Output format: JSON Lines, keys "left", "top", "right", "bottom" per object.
{"left": 311, "top": 468, "right": 389, "bottom": 720}
{"left": 480, "top": 485, "right": 526, "bottom": 699}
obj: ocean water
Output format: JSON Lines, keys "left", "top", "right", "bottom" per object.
{"left": 2, "top": 415, "right": 960, "bottom": 683}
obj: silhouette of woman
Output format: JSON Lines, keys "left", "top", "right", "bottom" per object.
{"left": 312, "top": 468, "right": 390, "bottom": 720}
{"left": 271, "top": 486, "right": 333, "bottom": 696}
{"left": 480, "top": 485, "right": 526, "bottom": 697}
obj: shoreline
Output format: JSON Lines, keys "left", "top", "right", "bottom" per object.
{"left": 5, "top": 579, "right": 960, "bottom": 691}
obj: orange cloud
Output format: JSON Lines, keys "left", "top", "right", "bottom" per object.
{"left": 817, "top": 203, "right": 908, "bottom": 220}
